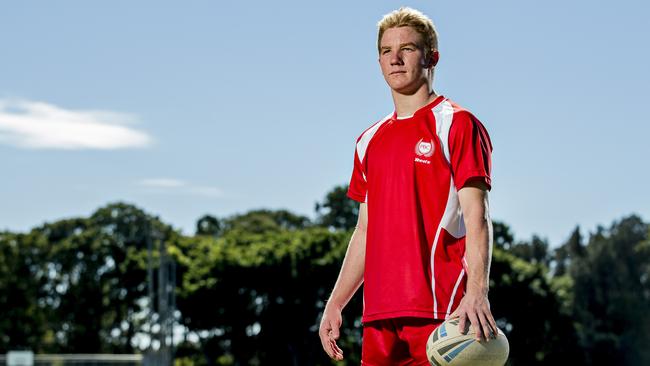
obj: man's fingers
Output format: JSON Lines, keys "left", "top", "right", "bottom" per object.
{"left": 320, "top": 335, "right": 332, "bottom": 359}
{"left": 321, "top": 333, "right": 341, "bottom": 360}
{"left": 319, "top": 319, "right": 335, "bottom": 358}
{"left": 477, "top": 311, "right": 493, "bottom": 341}
{"left": 458, "top": 310, "right": 468, "bottom": 334}
{"left": 319, "top": 332, "right": 333, "bottom": 358}
{"left": 319, "top": 315, "right": 344, "bottom": 360}
{"left": 480, "top": 300, "right": 498, "bottom": 339}
{"left": 331, "top": 339, "right": 343, "bottom": 354}
{"left": 486, "top": 311, "right": 499, "bottom": 339}
{"left": 330, "top": 339, "right": 344, "bottom": 357}
{"left": 467, "top": 311, "right": 483, "bottom": 341}
{"left": 328, "top": 321, "right": 343, "bottom": 358}
{"left": 328, "top": 338, "right": 343, "bottom": 361}
{"left": 327, "top": 328, "right": 343, "bottom": 360}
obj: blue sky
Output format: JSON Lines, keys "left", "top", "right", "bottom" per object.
{"left": 1, "top": 1, "right": 648, "bottom": 247}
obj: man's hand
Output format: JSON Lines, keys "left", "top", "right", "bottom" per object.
{"left": 319, "top": 304, "right": 344, "bottom": 361}
{"left": 449, "top": 290, "right": 498, "bottom": 342}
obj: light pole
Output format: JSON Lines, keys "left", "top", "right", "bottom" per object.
{"left": 145, "top": 218, "right": 176, "bottom": 366}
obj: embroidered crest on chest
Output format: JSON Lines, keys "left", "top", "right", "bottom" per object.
{"left": 414, "top": 138, "right": 435, "bottom": 164}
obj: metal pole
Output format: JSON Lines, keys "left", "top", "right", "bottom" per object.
{"left": 158, "top": 231, "right": 170, "bottom": 366}
{"left": 169, "top": 259, "right": 176, "bottom": 363}
{"left": 146, "top": 219, "right": 155, "bottom": 361}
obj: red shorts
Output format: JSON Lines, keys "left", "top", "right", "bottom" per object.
{"left": 361, "top": 317, "right": 443, "bottom": 366}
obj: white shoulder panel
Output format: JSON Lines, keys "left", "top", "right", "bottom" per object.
{"left": 431, "top": 99, "right": 455, "bottom": 165}
{"left": 356, "top": 113, "right": 392, "bottom": 162}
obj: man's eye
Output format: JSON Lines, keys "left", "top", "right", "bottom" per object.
{"left": 402, "top": 47, "right": 414, "bottom": 51}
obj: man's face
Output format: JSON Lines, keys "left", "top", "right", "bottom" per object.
{"left": 378, "top": 26, "right": 432, "bottom": 95}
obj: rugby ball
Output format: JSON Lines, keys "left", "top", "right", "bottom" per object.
{"left": 426, "top": 317, "right": 509, "bottom": 366}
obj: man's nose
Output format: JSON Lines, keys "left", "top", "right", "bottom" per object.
{"left": 390, "top": 51, "right": 403, "bottom": 65}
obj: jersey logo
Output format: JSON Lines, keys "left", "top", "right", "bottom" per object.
{"left": 415, "top": 138, "right": 435, "bottom": 157}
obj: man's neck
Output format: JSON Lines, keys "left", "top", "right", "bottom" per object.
{"left": 392, "top": 85, "right": 438, "bottom": 118}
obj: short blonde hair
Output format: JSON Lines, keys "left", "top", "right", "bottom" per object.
{"left": 377, "top": 7, "right": 438, "bottom": 59}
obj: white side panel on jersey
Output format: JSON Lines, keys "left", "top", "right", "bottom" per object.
{"left": 429, "top": 100, "right": 467, "bottom": 317}
{"left": 440, "top": 177, "right": 466, "bottom": 238}
{"left": 430, "top": 176, "right": 466, "bottom": 316}
{"left": 356, "top": 113, "right": 392, "bottom": 162}
{"left": 431, "top": 100, "right": 466, "bottom": 239}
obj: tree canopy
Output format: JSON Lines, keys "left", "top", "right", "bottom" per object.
{"left": 0, "top": 187, "right": 648, "bottom": 365}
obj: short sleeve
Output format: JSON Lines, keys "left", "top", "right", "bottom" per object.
{"left": 347, "top": 144, "right": 367, "bottom": 202}
{"left": 448, "top": 111, "right": 493, "bottom": 191}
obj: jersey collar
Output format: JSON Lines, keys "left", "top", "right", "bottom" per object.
{"left": 392, "top": 94, "right": 446, "bottom": 120}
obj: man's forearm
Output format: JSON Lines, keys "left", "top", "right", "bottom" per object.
{"left": 464, "top": 213, "right": 493, "bottom": 295}
{"left": 455, "top": 186, "right": 498, "bottom": 340}
{"left": 327, "top": 226, "right": 366, "bottom": 310}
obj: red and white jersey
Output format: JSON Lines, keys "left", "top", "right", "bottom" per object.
{"left": 347, "top": 95, "right": 493, "bottom": 322}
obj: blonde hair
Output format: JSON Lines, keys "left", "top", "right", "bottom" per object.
{"left": 377, "top": 7, "right": 438, "bottom": 59}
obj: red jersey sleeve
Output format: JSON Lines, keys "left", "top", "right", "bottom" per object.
{"left": 347, "top": 144, "right": 367, "bottom": 202}
{"left": 448, "top": 111, "right": 493, "bottom": 191}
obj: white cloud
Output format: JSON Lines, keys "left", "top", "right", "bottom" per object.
{"left": 138, "top": 178, "right": 187, "bottom": 188}
{"left": 0, "top": 99, "right": 152, "bottom": 150}
{"left": 137, "top": 178, "right": 223, "bottom": 198}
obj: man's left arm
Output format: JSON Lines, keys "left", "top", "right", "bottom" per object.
{"left": 451, "top": 179, "right": 499, "bottom": 342}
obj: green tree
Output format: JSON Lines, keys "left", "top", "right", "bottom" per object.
{"left": 507, "top": 235, "right": 551, "bottom": 267}
{"left": 490, "top": 247, "right": 580, "bottom": 365}
{"left": 36, "top": 202, "right": 178, "bottom": 353}
{"left": 492, "top": 221, "right": 515, "bottom": 250}
{"left": 172, "top": 222, "right": 359, "bottom": 365}
{"left": 220, "top": 209, "right": 312, "bottom": 234}
{"left": 553, "top": 226, "right": 584, "bottom": 277}
{"left": 315, "top": 185, "right": 359, "bottom": 231}
{"left": 0, "top": 231, "right": 50, "bottom": 352}
{"left": 7, "top": 189, "right": 650, "bottom": 365}
{"left": 196, "top": 215, "right": 222, "bottom": 237}
{"left": 490, "top": 220, "right": 581, "bottom": 365}
{"left": 570, "top": 215, "right": 650, "bottom": 365}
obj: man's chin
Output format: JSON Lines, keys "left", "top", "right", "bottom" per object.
{"left": 389, "top": 85, "right": 420, "bottom": 96}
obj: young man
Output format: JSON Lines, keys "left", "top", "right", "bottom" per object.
{"left": 318, "top": 7, "right": 498, "bottom": 365}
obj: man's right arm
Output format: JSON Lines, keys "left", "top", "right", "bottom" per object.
{"left": 318, "top": 202, "right": 367, "bottom": 361}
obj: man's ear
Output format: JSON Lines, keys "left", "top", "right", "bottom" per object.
{"left": 428, "top": 50, "right": 439, "bottom": 68}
